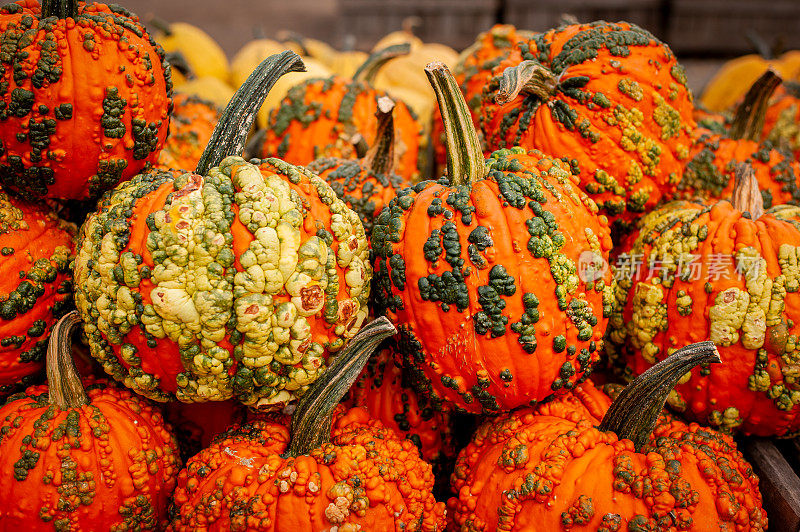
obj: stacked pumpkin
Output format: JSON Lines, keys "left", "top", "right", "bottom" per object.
{"left": 0, "top": 2, "right": 789, "bottom": 529}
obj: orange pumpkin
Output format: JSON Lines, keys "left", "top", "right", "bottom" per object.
{"left": 479, "top": 22, "right": 696, "bottom": 226}
{"left": 0, "top": 0, "right": 172, "bottom": 200}
{"left": 448, "top": 344, "right": 767, "bottom": 531}
{"left": 260, "top": 45, "right": 423, "bottom": 182}
{"left": 156, "top": 92, "right": 220, "bottom": 171}
{"left": 168, "top": 318, "right": 447, "bottom": 531}
{"left": 372, "top": 63, "right": 612, "bottom": 414}
{"left": 0, "top": 189, "right": 74, "bottom": 396}
{"left": 0, "top": 312, "right": 180, "bottom": 529}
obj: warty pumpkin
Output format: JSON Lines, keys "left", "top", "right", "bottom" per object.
{"left": 260, "top": 44, "right": 423, "bottom": 182}
{"left": 679, "top": 70, "right": 800, "bottom": 208}
{"left": 343, "top": 342, "right": 454, "bottom": 466}
{"left": 307, "top": 96, "right": 410, "bottom": 235}
{"left": 448, "top": 342, "right": 768, "bottom": 531}
{"left": 761, "top": 81, "right": 800, "bottom": 159}
{"left": 0, "top": 311, "right": 181, "bottom": 530}
{"left": 73, "top": 52, "right": 372, "bottom": 408}
{"left": 479, "top": 21, "right": 696, "bottom": 227}
{"left": 0, "top": 188, "right": 74, "bottom": 396}
{"left": 162, "top": 398, "right": 248, "bottom": 462}
{"left": 371, "top": 62, "right": 613, "bottom": 414}
{"left": 0, "top": 0, "right": 173, "bottom": 200}
{"left": 168, "top": 318, "right": 448, "bottom": 531}
{"left": 156, "top": 92, "right": 221, "bottom": 171}
{"left": 608, "top": 164, "right": 800, "bottom": 437}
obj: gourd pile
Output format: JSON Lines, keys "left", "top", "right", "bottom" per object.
{"left": 1, "top": 1, "right": 798, "bottom": 530}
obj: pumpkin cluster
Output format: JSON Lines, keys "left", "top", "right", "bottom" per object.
{"left": 1, "top": 2, "right": 796, "bottom": 529}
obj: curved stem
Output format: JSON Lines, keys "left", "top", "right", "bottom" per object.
{"left": 350, "top": 133, "right": 369, "bottom": 159}
{"left": 730, "top": 69, "right": 782, "bottom": 141}
{"left": 425, "top": 61, "right": 487, "bottom": 186}
{"left": 353, "top": 43, "right": 410, "bottom": 85}
{"left": 146, "top": 14, "right": 172, "bottom": 36}
{"left": 196, "top": 51, "right": 305, "bottom": 174}
{"left": 598, "top": 341, "right": 720, "bottom": 452}
{"left": 731, "top": 162, "right": 764, "bottom": 219}
{"left": 276, "top": 30, "right": 309, "bottom": 56}
{"left": 41, "top": 0, "right": 78, "bottom": 18}
{"left": 288, "top": 317, "right": 396, "bottom": 457}
{"left": 47, "top": 311, "right": 89, "bottom": 409}
{"left": 363, "top": 96, "right": 396, "bottom": 175}
{"left": 165, "top": 50, "right": 194, "bottom": 79}
{"left": 496, "top": 60, "right": 558, "bottom": 105}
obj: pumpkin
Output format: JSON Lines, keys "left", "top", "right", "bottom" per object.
{"left": 307, "top": 96, "right": 410, "bottom": 235}
{"left": 0, "top": 0, "right": 172, "bottom": 200}
{"left": 371, "top": 62, "right": 613, "bottom": 414}
{"left": 168, "top": 318, "right": 448, "bottom": 531}
{"left": 448, "top": 342, "right": 768, "bottom": 531}
{"left": 260, "top": 44, "right": 423, "bottom": 182}
{"left": 679, "top": 69, "right": 800, "bottom": 208}
{"left": 607, "top": 164, "right": 800, "bottom": 437}
{"left": 0, "top": 311, "right": 181, "bottom": 530}
{"left": 156, "top": 92, "right": 221, "bottom": 171}
{"left": 229, "top": 37, "right": 326, "bottom": 129}
{"left": 700, "top": 49, "right": 800, "bottom": 112}
{"left": 431, "top": 24, "right": 533, "bottom": 173}
{"left": 371, "top": 17, "right": 424, "bottom": 52}
{"left": 151, "top": 19, "right": 230, "bottom": 84}
{"left": 762, "top": 81, "right": 800, "bottom": 159}
{"left": 73, "top": 52, "right": 372, "bottom": 408}
{"left": 0, "top": 189, "right": 74, "bottom": 396}
{"left": 479, "top": 21, "right": 696, "bottom": 227}
{"left": 343, "top": 343, "right": 454, "bottom": 465}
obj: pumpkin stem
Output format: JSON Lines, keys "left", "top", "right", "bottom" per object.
{"left": 47, "top": 311, "right": 89, "bottom": 409}
{"left": 41, "top": 0, "right": 78, "bottom": 18}
{"left": 495, "top": 60, "right": 558, "bottom": 105}
{"left": 731, "top": 162, "right": 764, "bottom": 219}
{"left": 288, "top": 317, "right": 396, "bottom": 457}
{"left": 598, "top": 340, "right": 720, "bottom": 452}
{"left": 196, "top": 51, "right": 305, "bottom": 174}
{"left": 353, "top": 43, "right": 411, "bottom": 85}
{"left": 165, "top": 50, "right": 194, "bottom": 80}
{"left": 276, "top": 30, "right": 310, "bottom": 56}
{"left": 363, "top": 96, "right": 396, "bottom": 176}
{"left": 146, "top": 14, "right": 173, "bottom": 36}
{"left": 350, "top": 133, "right": 369, "bottom": 159}
{"left": 729, "top": 69, "right": 782, "bottom": 141}
{"left": 425, "top": 61, "right": 487, "bottom": 186}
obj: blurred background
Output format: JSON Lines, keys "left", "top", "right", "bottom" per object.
{"left": 123, "top": 0, "right": 800, "bottom": 94}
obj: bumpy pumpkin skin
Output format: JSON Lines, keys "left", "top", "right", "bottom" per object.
{"left": 0, "top": 190, "right": 74, "bottom": 396}
{"left": 431, "top": 24, "right": 532, "bottom": 172}
{"left": 161, "top": 399, "right": 248, "bottom": 461}
{"left": 0, "top": 0, "right": 172, "bottom": 200}
{"left": 307, "top": 157, "right": 408, "bottom": 235}
{"left": 479, "top": 22, "right": 695, "bottom": 225}
{"left": 344, "top": 346, "right": 454, "bottom": 464}
{"left": 607, "top": 200, "right": 800, "bottom": 436}
{"left": 762, "top": 82, "right": 800, "bottom": 159}
{"left": 372, "top": 148, "right": 613, "bottom": 414}
{"left": 261, "top": 77, "right": 423, "bottom": 182}
{"left": 0, "top": 378, "right": 181, "bottom": 530}
{"left": 448, "top": 380, "right": 766, "bottom": 531}
{"left": 168, "top": 406, "right": 447, "bottom": 531}
{"left": 678, "top": 130, "right": 800, "bottom": 207}
{"left": 156, "top": 92, "right": 220, "bottom": 171}
{"left": 73, "top": 157, "right": 371, "bottom": 407}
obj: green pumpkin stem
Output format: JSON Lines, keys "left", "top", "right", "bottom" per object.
{"left": 425, "top": 61, "right": 487, "bottom": 186}
{"left": 288, "top": 317, "right": 396, "bottom": 457}
{"left": 47, "top": 311, "right": 89, "bottom": 409}
{"left": 729, "top": 69, "right": 782, "bottom": 142}
{"left": 276, "top": 30, "right": 310, "bottom": 56}
{"left": 353, "top": 43, "right": 410, "bottom": 85}
{"left": 598, "top": 340, "right": 720, "bottom": 452}
{"left": 496, "top": 60, "right": 558, "bottom": 105}
{"left": 363, "top": 96, "right": 396, "bottom": 176}
{"left": 165, "top": 51, "right": 194, "bottom": 80}
{"left": 731, "top": 162, "right": 764, "bottom": 219}
{"left": 41, "top": 0, "right": 78, "bottom": 18}
{"left": 196, "top": 51, "right": 305, "bottom": 174}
